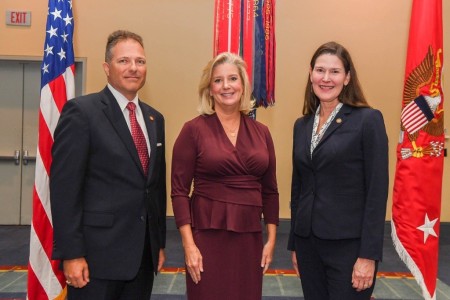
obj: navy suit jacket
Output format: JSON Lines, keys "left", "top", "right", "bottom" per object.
{"left": 288, "top": 105, "right": 388, "bottom": 261}
{"left": 50, "top": 87, "right": 166, "bottom": 280}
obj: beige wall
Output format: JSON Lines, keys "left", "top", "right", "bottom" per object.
{"left": 1, "top": 0, "right": 449, "bottom": 220}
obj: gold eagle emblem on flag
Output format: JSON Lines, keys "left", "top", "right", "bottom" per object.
{"left": 400, "top": 46, "right": 444, "bottom": 159}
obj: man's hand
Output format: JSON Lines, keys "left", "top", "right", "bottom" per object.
{"left": 291, "top": 251, "right": 299, "bottom": 277}
{"left": 63, "top": 257, "right": 90, "bottom": 288}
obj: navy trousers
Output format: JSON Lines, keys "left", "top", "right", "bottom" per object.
{"left": 294, "top": 234, "right": 377, "bottom": 300}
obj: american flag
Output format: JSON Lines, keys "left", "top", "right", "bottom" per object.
{"left": 27, "top": 0, "right": 75, "bottom": 299}
{"left": 401, "top": 95, "right": 434, "bottom": 135}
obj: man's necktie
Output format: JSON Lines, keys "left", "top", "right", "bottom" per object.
{"left": 127, "top": 102, "right": 149, "bottom": 176}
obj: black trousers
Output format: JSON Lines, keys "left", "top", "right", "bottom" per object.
{"left": 294, "top": 234, "right": 377, "bottom": 300}
{"left": 68, "top": 229, "right": 154, "bottom": 300}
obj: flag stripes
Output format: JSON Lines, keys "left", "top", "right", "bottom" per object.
{"left": 401, "top": 96, "right": 434, "bottom": 134}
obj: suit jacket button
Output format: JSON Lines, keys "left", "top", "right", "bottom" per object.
{"left": 140, "top": 216, "right": 145, "bottom": 222}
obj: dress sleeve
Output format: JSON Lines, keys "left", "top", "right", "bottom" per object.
{"left": 261, "top": 126, "right": 279, "bottom": 225}
{"left": 171, "top": 122, "right": 197, "bottom": 228}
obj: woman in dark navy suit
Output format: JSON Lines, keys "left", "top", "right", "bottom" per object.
{"left": 288, "top": 42, "right": 389, "bottom": 300}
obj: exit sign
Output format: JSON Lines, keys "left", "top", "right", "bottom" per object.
{"left": 6, "top": 10, "right": 31, "bottom": 26}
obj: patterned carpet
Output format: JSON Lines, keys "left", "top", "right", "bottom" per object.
{"left": 1, "top": 222, "right": 450, "bottom": 299}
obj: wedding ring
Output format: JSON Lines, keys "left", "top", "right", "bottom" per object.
{"left": 66, "top": 280, "right": 71, "bottom": 284}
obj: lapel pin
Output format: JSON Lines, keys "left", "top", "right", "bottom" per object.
{"left": 149, "top": 116, "right": 154, "bottom": 121}
{"left": 336, "top": 118, "right": 342, "bottom": 124}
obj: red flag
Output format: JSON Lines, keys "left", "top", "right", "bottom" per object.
{"left": 241, "top": 0, "right": 254, "bottom": 84}
{"left": 392, "top": 1, "right": 444, "bottom": 299}
{"left": 214, "top": 0, "right": 241, "bottom": 56}
{"left": 27, "top": 0, "right": 75, "bottom": 298}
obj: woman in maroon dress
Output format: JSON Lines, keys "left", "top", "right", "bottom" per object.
{"left": 171, "top": 52, "right": 279, "bottom": 300}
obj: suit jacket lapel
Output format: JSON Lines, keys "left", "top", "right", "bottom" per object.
{"left": 304, "top": 115, "right": 314, "bottom": 160}
{"left": 312, "top": 104, "right": 352, "bottom": 157}
{"left": 140, "top": 101, "right": 157, "bottom": 181}
{"left": 100, "top": 87, "right": 144, "bottom": 176}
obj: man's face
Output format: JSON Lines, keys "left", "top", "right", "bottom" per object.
{"left": 103, "top": 39, "right": 147, "bottom": 100}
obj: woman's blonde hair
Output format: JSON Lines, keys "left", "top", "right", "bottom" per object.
{"left": 198, "top": 52, "right": 252, "bottom": 115}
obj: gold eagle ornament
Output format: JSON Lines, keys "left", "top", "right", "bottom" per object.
{"left": 400, "top": 46, "right": 444, "bottom": 159}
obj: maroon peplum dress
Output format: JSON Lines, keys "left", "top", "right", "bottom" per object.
{"left": 171, "top": 113, "right": 279, "bottom": 300}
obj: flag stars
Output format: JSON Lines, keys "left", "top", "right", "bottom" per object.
{"left": 47, "top": 26, "right": 58, "bottom": 38}
{"left": 57, "top": 48, "right": 66, "bottom": 61}
{"left": 63, "top": 14, "right": 73, "bottom": 26}
{"left": 44, "top": 44, "right": 54, "bottom": 57}
{"left": 61, "top": 32, "right": 69, "bottom": 43}
{"left": 50, "top": 8, "right": 62, "bottom": 20}
{"left": 417, "top": 213, "right": 438, "bottom": 243}
{"left": 42, "top": 1, "right": 73, "bottom": 87}
{"left": 42, "top": 63, "right": 50, "bottom": 74}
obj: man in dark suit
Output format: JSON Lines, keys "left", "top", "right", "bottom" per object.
{"left": 50, "top": 30, "right": 166, "bottom": 299}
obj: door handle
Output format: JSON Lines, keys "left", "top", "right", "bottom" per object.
{"left": 0, "top": 150, "right": 21, "bottom": 165}
{"left": 22, "top": 150, "right": 36, "bottom": 165}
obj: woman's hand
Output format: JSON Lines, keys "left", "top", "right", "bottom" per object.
{"left": 261, "top": 224, "right": 277, "bottom": 273}
{"left": 261, "top": 240, "right": 275, "bottom": 273}
{"left": 179, "top": 224, "right": 203, "bottom": 284}
{"left": 352, "top": 257, "right": 375, "bottom": 291}
{"left": 184, "top": 243, "right": 203, "bottom": 284}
